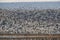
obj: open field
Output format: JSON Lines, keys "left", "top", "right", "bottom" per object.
{"left": 0, "top": 34, "right": 60, "bottom": 40}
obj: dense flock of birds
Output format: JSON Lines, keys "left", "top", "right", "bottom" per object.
{"left": 0, "top": 8, "right": 60, "bottom": 34}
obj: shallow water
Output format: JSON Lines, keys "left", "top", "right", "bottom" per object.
{"left": 0, "top": 2, "right": 60, "bottom": 9}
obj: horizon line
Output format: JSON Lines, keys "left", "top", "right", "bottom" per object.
{"left": 0, "top": 1, "right": 60, "bottom": 3}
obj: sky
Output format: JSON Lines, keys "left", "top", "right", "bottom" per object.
{"left": 0, "top": 0, "right": 60, "bottom": 2}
